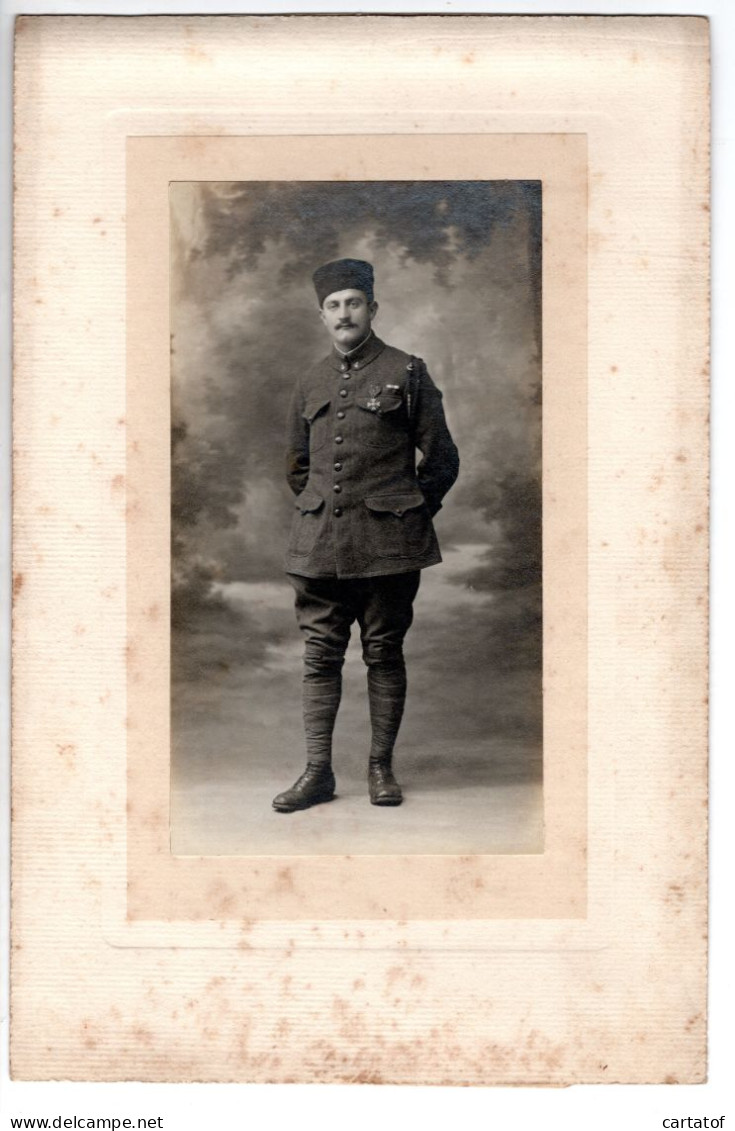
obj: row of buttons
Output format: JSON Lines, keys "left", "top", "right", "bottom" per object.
{"left": 334, "top": 411, "right": 344, "bottom": 511}
{"left": 334, "top": 363, "right": 352, "bottom": 514}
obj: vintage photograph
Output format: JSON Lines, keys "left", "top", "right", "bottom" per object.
{"left": 170, "top": 179, "right": 543, "bottom": 856}
{"left": 11, "top": 13, "right": 710, "bottom": 1089}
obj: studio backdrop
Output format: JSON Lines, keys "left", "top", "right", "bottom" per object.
{"left": 169, "top": 179, "right": 542, "bottom": 856}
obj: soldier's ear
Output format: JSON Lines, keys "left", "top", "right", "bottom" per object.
{"left": 369, "top": 299, "right": 379, "bottom": 320}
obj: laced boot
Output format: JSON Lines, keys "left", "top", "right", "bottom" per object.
{"left": 368, "top": 758, "right": 403, "bottom": 806}
{"left": 272, "top": 763, "right": 336, "bottom": 813}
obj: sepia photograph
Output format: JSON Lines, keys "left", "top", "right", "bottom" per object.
{"left": 170, "top": 179, "right": 543, "bottom": 856}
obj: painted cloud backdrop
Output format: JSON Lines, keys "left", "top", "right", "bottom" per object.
{"left": 170, "top": 181, "right": 542, "bottom": 769}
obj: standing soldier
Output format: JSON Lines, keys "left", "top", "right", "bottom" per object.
{"left": 273, "top": 258, "right": 459, "bottom": 813}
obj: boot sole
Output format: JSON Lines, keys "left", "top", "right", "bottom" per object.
{"left": 370, "top": 796, "right": 403, "bottom": 806}
{"left": 272, "top": 793, "right": 336, "bottom": 813}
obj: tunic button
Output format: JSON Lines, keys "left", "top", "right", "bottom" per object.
{"left": 339, "top": 388, "right": 348, "bottom": 398}
{"left": 353, "top": 361, "right": 360, "bottom": 369}
{"left": 340, "top": 362, "right": 348, "bottom": 372}
{"left": 343, "top": 373, "right": 351, "bottom": 380}
{"left": 337, "top": 410, "right": 345, "bottom": 419}
{"left": 333, "top": 484, "right": 342, "bottom": 494}
{"left": 334, "top": 461, "right": 342, "bottom": 471}
{"left": 335, "top": 435, "right": 343, "bottom": 444}
{"left": 333, "top": 507, "right": 343, "bottom": 517}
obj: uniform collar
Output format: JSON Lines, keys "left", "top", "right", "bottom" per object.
{"left": 327, "top": 331, "right": 386, "bottom": 372}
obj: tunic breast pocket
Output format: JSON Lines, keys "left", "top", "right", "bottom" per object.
{"left": 303, "top": 396, "right": 331, "bottom": 452}
{"left": 355, "top": 394, "right": 405, "bottom": 448}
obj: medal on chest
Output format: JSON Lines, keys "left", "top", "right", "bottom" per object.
{"left": 366, "top": 383, "right": 382, "bottom": 413}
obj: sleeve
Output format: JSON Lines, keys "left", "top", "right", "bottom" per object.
{"left": 285, "top": 378, "right": 310, "bottom": 496}
{"left": 411, "top": 358, "right": 460, "bottom": 517}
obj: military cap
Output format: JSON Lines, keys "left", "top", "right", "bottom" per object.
{"left": 312, "top": 258, "right": 375, "bottom": 306}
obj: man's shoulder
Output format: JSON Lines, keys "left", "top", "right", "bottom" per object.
{"left": 296, "top": 353, "right": 333, "bottom": 389}
{"left": 372, "top": 341, "right": 428, "bottom": 376}
{"left": 379, "top": 341, "right": 414, "bottom": 365}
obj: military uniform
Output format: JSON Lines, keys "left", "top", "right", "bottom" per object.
{"left": 273, "top": 260, "right": 459, "bottom": 813}
{"left": 284, "top": 332, "right": 458, "bottom": 578}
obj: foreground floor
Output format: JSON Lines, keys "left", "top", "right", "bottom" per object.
{"left": 171, "top": 647, "right": 543, "bottom": 856}
{"left": 171, "top": 549, "right": 543, "bottom": 856}
{"left": 172, "top": 748, "right": 543, "bottom": 857}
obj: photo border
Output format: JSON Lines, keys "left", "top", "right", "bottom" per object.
{"left": 127, "top": 133, "right": 588, "bottom": 922}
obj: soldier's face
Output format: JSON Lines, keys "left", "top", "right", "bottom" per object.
{"left": 320, "top": 288, "right": 378, "bottom": 350}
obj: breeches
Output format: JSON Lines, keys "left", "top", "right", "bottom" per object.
{"left": 287, "top": 571, "right": 421, "bottom": 670}
{"left": 287, "top": 571, "right": 422, "bottom": 765}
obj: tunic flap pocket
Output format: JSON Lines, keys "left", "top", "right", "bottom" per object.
{"left": 364, "top": 491, "right": 426, "bottom": 517}
{"left": 303, "top": 397, "right": 330, "bottom": 424}
{"left": 356, "top": 394, "right": 402, "bottom": 415}
{"left": 294, "top": 490, "right": 325, "bottom": 515}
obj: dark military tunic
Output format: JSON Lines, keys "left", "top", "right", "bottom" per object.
{"left": 284, "top": 332, "right": 459, "bottom": 579}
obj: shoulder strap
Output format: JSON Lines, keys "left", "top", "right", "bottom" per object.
{"left": 406, "top": 356, "right": 423, "bottom": 427}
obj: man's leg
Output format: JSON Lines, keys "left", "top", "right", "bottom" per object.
{"left": 358, "top": 571, "right": 422, "bottom": 805}
{"left": 272, "top": 575, "right": 354, "bottom": 812}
